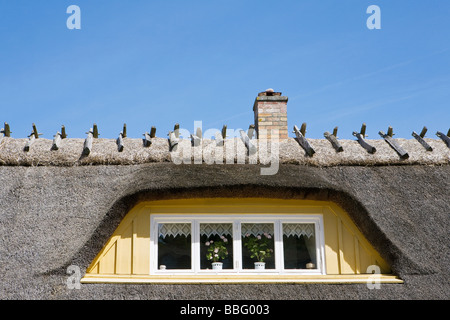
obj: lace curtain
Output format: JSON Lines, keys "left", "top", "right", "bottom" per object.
{"left": 158, "top": 223, "right": 191, "bottom": 238}
{"left": 158, "top": 222, "right": 315, "bottom": 243}
{"left": 241, "top": 223, "right": 274, "bottom": 237}
{"left": 283, "top": 223, "right": 316, "bottom": 266}
{"left": 283, "top": 223, "right": 315, "bottom": 238}
{"left": 200, "top": 223, "right": 233, "bottom": 238}
{"left": 159, "top": 223, "right": 233, "bottom": 238}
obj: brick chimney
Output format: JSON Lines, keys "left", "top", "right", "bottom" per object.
{"left": 253, "top": 89, "right": 288, "bottom": 140}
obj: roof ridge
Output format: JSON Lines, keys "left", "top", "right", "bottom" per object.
{"left": 0, "top": 136, "right": 448, "bottom": 167}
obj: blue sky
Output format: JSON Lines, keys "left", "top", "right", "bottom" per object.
{"left": 0, "top": 0, "right": 449, "bottom": 139}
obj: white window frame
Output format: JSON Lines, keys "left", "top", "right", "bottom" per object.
{"left": 149, "top": 214, "right": 326, "bottom": 275}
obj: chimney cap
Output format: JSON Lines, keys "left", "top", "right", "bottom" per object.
{"left": 258, "top": 89, "right": 281, "bottom": 97}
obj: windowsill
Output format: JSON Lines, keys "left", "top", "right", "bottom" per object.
{"left": 81, "top": 273, "right": 403, "bottom": 284}
{"left": 151, "top": 269, "right": 324, "bottom": 275}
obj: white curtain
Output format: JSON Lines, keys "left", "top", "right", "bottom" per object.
{"left": 241, "top": 223, "right": 274, "bottom": 237}
{"left": 283, "top": 223, "right": 316, "bottom": 265}
{"left": 283, "top": 223, "right": 315, "bottom": 238}
{"left": 304, "top": 234, "right": 317, "bottom": 265}
{"left": 158, "top": 223, "right": 191, "bottom": 238}
{"left": 200, "top": 223, "right": 233, "bottom": 238}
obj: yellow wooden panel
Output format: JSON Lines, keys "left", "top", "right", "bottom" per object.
{"left": 116, "top": 222, "right": 133, "bottom": 274}
{"left": 354, "top": 237, "right": 361, "bottom": 274}
{"left": 132, "top": 211, "right": 150, "bottom": 275}
{"left": 99, "top": 242, "right": 116, "bottom": 274}
{"left": 340, "top": 223, "right": 356, "bottom": 274}
{"left": 376, "top": 258, "right": 390, "bottom": 274}
{"left": 358, "top": 242, "right": 373, "bottom": 274}
{"left": 328, "top": 203, "right": 390, "bottom": 274}
{"left": 83, "top": 199, "right": 393, "bottom": 281}
{"left": 323, "top": 208, "right": 340, "bottom": 274}
{"left": 89, "top": 263, "right": 99, "bottom": 274}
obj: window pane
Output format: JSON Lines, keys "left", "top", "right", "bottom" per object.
{"left": 283, "top": 223, "right": 317, "bottom": 269}
{"left": 241, "top": 223, "right": 275, "bottom": 269}
{"left": 200, "top": 223, "right": 233, "bottom": 270}
{"left": 158, "top": 223, "right": 191, "bottom": 270}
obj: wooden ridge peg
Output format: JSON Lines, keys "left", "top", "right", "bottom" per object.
{"left": 247, "top": 124, "right": 255, "bottom": 140}
{"left": 150, "top": 126, "right": 156, "bottom": 138}
{"left": 168, "top": 124, "right": 179, "bottom": 151}
{"left": 0, "top": 122, "right": 11, "bottom": 144}
{"left": 379, "top": 126, "right": 409, "bottom": 159}
{"left": 222, "top": 125, "right": 227, "bottom": 140}
{"left": 174, "top": 123, "right": 180, "bottom": 138}
{"left": 83, "top": 124, "right": 99, "bottom": 156}
{"left": 143, "top": 126, "right": 156, "bottom": 147}
{"left": 352, "top": 123, "right": 376, "bottom": 154}
{"left": 436, "top": 129, "right": 450, "bottom": 148}
{"left": 24, "top": 123, "right": 42, "bottom": 152}
{"left": 324, "top": 126, "right": 343, "bottom": 152}
{"left": 412, "top": 126, "right": 432, "bottom": 151}
{"left": 214, "top": 125, "right": 226, "bottom": 147}
{"left": 51, "top": 125, "right": 67, "bottom": 151}
{"left": 293, "top": 123, "right": 315, "bottom": 157}
{"left": 191, "top": 126, "right": 202, "bottom": 147}
{"left": 116, "top": 124, "right": 126, "bottom": 152}
{"left": 92, "top": 124, "right": 99, "bottom": 138}
{"left": 239, "top": 124, "right": 257, "bottom": 155}
{"left": 216, "top": 125, "right": 227, "bottom": 147}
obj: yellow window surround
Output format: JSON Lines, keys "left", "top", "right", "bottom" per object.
{"left": 81, "top": 198, "right": 403, "bottom": 284}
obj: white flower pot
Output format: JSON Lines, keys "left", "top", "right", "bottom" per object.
{"left": 212, "top": 262, "right": 223, "bottom": 270}
{"left": 254, "top": 262, "right": 266, "bottom": 270}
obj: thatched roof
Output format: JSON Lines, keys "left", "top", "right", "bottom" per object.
{"left": 0, "top": 136, "right": 448, "bottom": 166}
{"left": 0, "top": 157, "right": 449, "bottom": 299}
{"left": 0, "top": 125, "right": 449, "bottom": 300}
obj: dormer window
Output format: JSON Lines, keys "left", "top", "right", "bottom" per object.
{"left": 150, "top": 215, "right": 325, "bottom": 275}
{"left": 82, "top": 199, "right": 401, "bottom": 284}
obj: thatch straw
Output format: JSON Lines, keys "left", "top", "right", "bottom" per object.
{"left": 0, "top": 136, "right": 448, "bottom": 167}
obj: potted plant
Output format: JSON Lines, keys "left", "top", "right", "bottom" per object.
{"left": 205, "top": 236, "right": 229, "bottom": 270}
{"left": 243, "top": 232, "right": 274, "bottom": 269}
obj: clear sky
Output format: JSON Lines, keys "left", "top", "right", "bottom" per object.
{"left": 0, "top": 0, "right": 449, "bottom": 140}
